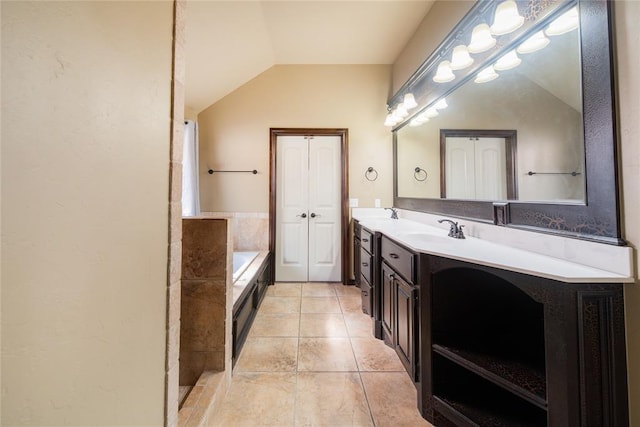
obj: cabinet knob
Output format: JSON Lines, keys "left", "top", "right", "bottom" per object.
{"left": 363, "top": 238, "right": 369, "bottom": 243}
{"left": 297, "top": 213, "right": 307, "bottom": 218}
{"left": 389, "top": 253, "right": 399, "bottom": 259}
{"left": 362, "top": 263, "right": 368, "bottom": 267}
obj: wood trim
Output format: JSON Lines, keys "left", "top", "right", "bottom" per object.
{"left": 269, "top": 128, "right": 349, "bottom": 284}
{"left": 439, "top": 129, "right": 517, "bottom": 200}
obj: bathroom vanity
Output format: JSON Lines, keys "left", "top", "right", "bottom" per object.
{"left": 352, "top": 213, "right": 632, "bottom": 427}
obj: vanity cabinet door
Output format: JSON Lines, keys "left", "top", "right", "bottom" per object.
{"left": 381, "top": 262, "right": 395, "bottom": 343}
{"left": 396, "top": 275, "right": 417, "bottom": 381}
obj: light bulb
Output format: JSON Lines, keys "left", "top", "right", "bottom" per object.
{"left": 490, "top": 0, "right": 524, "bottom": 36}
{"left": 434, "top": 98, "right": 448, "bottom": 110}
{"left": 409, "top": 117, "right": 425, "bottom": 127}
{"left": 475, "top": 65, "right": 499, "bottom": 83}
{"left": 517, "top": 31, "right": 550, "bottom": 54}
{"left": 546, "top": 6, "right": 579, "bottom": 36}
{"left": 494, "top": 50, "right": 521, "bottom": 71}
{"left": 450, "top": 45, "right": 474, "bottom": 70}
{"left": 468, "top": 23, "right": 496, "bottom": 54}
{"left": 433, "top": 60, "right": 455, "bottom": 83}
{"left": 403, "top": 93, "right": 418, "bottom": 109}
{"left": 395, "top": 104, "right": 409, "bottom": 119}
{"left": 424, "top": 108, "right": 439, "bottom": 118}
{"left": 384, "top": 113, "right": 397, "bottom": 127}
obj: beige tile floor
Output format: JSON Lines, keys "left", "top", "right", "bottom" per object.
{"left": 208, "top": 282, "right": 433, "bottom": 427}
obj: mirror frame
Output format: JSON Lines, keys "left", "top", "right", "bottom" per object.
{"left": 392, "top": 0, "right": 622, "bottom": 245}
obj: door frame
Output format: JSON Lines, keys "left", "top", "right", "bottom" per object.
{"left": 269, "top": 128, "right": 349, "bottom": 284}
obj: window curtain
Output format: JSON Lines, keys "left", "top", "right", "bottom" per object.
{"left": 182, "top": 120, "right": 200, "bottom": 217}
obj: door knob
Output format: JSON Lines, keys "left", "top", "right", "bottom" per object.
{"left": 297, "top": 213, "right": 307, "bottom": 218}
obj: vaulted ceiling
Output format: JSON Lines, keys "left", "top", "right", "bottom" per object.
{"left": 185, "top": 1, "right": 435, "bottom": 113}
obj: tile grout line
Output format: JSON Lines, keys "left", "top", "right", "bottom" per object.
{"left": 340, "top": 284, "right": 378, "bottom": 426}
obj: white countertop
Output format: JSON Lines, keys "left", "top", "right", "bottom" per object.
{"left": 353, "top": 214, "right": 634, "bottom": 284}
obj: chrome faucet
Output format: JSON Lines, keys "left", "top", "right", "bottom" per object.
{"left": 438, "top": 218, "right": 465, "bottom": 239}
{"left": 385, "top": 207, "right": 398, "bottom": 219}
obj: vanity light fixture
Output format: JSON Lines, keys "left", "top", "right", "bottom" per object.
{"left": 490, "top": 0, "right": 524, "bottom": 36}
{"left": 474, "top": 65, "right": 499, "bottom": 83}
{"left": 468, "top": 23, "right": 496, "bottom": 54}
{"left": 517, "top": 31, "right": 550, "bottom": 54}
{"left": 494, "top": 49, "right": 521, "bottom": 71}
{"left": 545, "top": 6, "right": 579, "bottom": 36}
{"left": 434, "top": 98, "right": 448, "bottom": 110}
{"left": 433, "top": 60, "right": 455, "bottom": 83}
{"left": 403, "top": 93, "right": 418, "bottom": 109}
{"left": 450, "top": 45, "right": 474, "bottom": 70}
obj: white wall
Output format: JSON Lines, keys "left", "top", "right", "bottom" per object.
{"left": 1, "top": 1, "right": 173, "bottom": 424}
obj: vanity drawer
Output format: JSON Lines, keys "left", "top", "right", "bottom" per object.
{"left": 361, "top": 228, "right": 374, "bottom": 254}
{"left": 360, "top": 247, "right": 373, "bottom": 285}
{"left": 381, "top": 236, "right": 415, "bottom": 284}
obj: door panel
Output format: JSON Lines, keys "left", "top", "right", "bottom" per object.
{"left": 446, "top": 137, "right": 476, "bottom": 199}
{"left": 308, "top": 136, "right": 342, "bottom": 281}
{"left": 381, "top": 262, "right": 394, "bottom": 342}
{"left": 276, "top": 136, "right": 309, "bottom": 281}
{"left": 475, "top": 137, "right": 506, "bottom": 200}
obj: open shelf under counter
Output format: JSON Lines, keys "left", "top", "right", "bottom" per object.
{"left": 433, "top": 343, "right": 546, "bottom": 408}
{"left": 433, "top": 354, "right": 548, "bottom": 427}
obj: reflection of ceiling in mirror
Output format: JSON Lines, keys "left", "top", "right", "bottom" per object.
{"left": 514, "top": 29, "right": 581, "bottom": 112}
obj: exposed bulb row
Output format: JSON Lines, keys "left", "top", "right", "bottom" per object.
{"left": 433, "top": 3, "right": 579, "bottom": 84}
{"left": 384, "top": 93, "right": 418, "bottom": 127}
{"left": 409, "top": 98, "right": 448, "bottom": 127}
{"left": 384, "top": 4, "right": 578, "bottom": 127}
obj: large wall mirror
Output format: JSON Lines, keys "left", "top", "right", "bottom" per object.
{"left": 391, "top": 0, "right": 621, "bottom": 245}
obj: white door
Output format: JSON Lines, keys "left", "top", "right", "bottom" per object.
{"left": 445, "top": 137, "right": 476, "bottom": 199}
{"left": 445, "top": 137, "right": 506, "bottom": 200}
{"left": 276, "top": 135, "right": 342, "bottom": 282}
{"left": 474, "top": 138, "right": 506, "bottom": 200}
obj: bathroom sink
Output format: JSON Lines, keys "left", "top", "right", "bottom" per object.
{"left": 396, "top": 231, "right": 462, "bottom": 247}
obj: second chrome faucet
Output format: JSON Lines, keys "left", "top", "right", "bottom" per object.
{"left": 438, "top": 218, "right": 465, "bottom": 239}
{"left": 385, "top": 207, "right": 398, "bottom": 219}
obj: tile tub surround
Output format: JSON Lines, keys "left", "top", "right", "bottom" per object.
{"left": 352, "top": 208, "right": 635, "bottom": 283}
{"left": 208, "top": 282, "right": 432, "bottom": 427}
{"left": 200, "top": 212, "right": 269, "bottom": 251}
{"left": 180, "top": 218, "right": 233, "bottom": 387}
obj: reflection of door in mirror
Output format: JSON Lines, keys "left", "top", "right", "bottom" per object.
{"left": 441, "top": 129, "right": 517, "bottom": 200}
{"left": 444, "top": 137, "right": 505, "bottom": 199}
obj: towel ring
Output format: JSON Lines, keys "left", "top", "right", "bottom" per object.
{"left": 414, "top": 167, "right": 427, "bottom": 182}
{"left": 365, "top": 167, "right": 378, "bottom": 181}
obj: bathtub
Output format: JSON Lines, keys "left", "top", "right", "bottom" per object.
{"left": 233, "top": 251, "right": 259, "bottom": 283}
{"left": 230, "top": 251, "right": 272, "bottom": 366}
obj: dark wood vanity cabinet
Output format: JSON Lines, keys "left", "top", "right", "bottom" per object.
{"left": 353, "top": 220, "right": 377, "bottom": 316}
{"left": 380, "top": 235, "right": 422, "bottom": 382}
{"left": 420, "top": 256, "right": 628, "bottom": 427}
{"left": 351, "top": 225, "right": 628, "bottom": 426}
